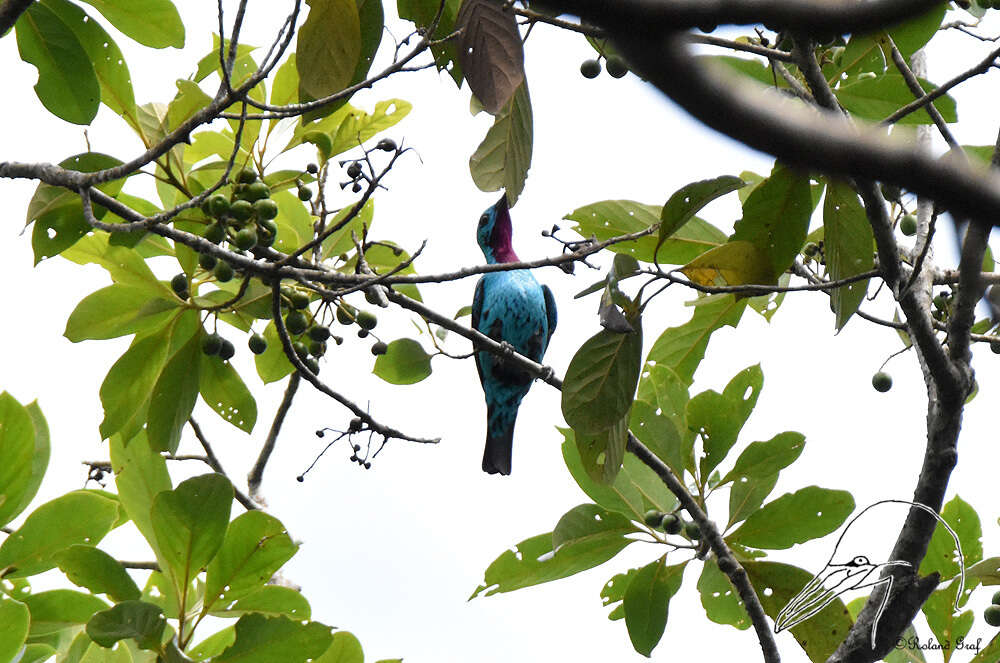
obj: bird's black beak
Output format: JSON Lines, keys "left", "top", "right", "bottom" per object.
{"left": 494, "top": 192, "right": 509, "bottom": 213}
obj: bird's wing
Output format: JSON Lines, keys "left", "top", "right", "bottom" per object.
{"left": 542, "top": 284, "right": 557, "bottom": 348}
{"left": 472, "top": 278, "right": 486, "bottom": 385}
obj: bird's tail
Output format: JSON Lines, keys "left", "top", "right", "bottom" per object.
{"left": 482, "top": 404, "right": 517, "bottom": 475}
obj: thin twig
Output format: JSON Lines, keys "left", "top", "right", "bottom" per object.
{"left": 248, "top": 373, "right": 301, "bottom": 503}
{"left": 188, "top": 418, "right": 259, "bottom": 511}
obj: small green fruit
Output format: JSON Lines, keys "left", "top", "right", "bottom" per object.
{"left": 309, "top": 340, "right": 326, "bottom": 357}
{"left": 304, "top": 357, "right": 320, "bottom": 374}
{"left": 258, "top": 217, "right": 278, "bottom": 237}
{"left": 292, "top": 341, "right": 309, "bottom": 359}
{"left": 900, "top": 214, "right": 917, "bottom": 236}
{"left": 248, "top": 333, "right": 267, "bottom": 355}
{"left": 202, "top": 333, "right": 223, "bottom": 356}
{"left": 356, "top": 310, "right": 378, "bottom": 330}
{"left": 246, "top": 181, "right": 271, "bottom": 201}
{"left": 230, "top": 199, "right": 254, "bottom": 221}
{"left": 170, "top": 273, "right": 188, "bottom": 296}
{"left": 580, "top": 58, "right": 601, "bottom": 79}
{"left": 234, "top": 227, "right": 258, "bottom": 250}
{"left": 661, "top": 514, "right": 682, "bottom": 535}
{"left": 371, "top": 341, "right": 388, "bottom": 356}
{"left": 880, "top": 183, "right": 901, "bottom": 201}
{"left": 985, "top": 605, "right": 1000, "bottom": 627}
{"left": 219, "top": 339, "right": 236, "bottom": 361}
{"left": 297, "top": 186, "right": 312, "bottom": 201}
{"left": 290, "top": 291, "right": 310, "bottom": 310}
{"left": 336, "top": 303, "right": 357, "bottom": 325}
{"left": 992, "top": 590, "right": 1000, "bottom": 605}
{"left": 643, "top": 510, "right": 663, "bottom": 527}
{"left": 237, "top": 168, "right": 257, "bottom": 184}
{"left": 213, "top": 260, "right": 235, "bottom": 283}
{"left": 208, "top": 194, "right": 230, "bottom": 218}
{"left": 198, "top": 252, "right": 217, "bottom": 270}
{"left": 286, "top": 310, "right": 308, "bottom": 335}
{"left": 204, "top": 222, "right": 226, "bottom": 244}
{"left": 872, "top": 371, "right": 893, "bottom": 393}
{"left": 684, "top": 522, "right": 702, "bottom": 540}
{"left": 309, "top": 325, "right": 331, "bottom": 342}
{"left": 254, "top": 198, "right": 279, "bottom": 220}
{"left": 606, "top": 56, "right": 628, "bottom": 78}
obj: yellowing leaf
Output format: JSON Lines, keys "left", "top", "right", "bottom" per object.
{"left": 680, "top": 241, "right": 775, "bottom": 288}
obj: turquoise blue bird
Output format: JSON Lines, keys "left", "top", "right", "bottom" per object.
{"left": 472, "top": 194, "right": 557, "bottom": 475}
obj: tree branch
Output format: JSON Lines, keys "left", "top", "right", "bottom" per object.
{"left": 0, "top": 0, "right": 33, "bottom": 35}
{"left": 248, "top": 373, "right": 301, "bottom": 503}
{"left": 188, "top": 418, "right": 259, "bottom": 511}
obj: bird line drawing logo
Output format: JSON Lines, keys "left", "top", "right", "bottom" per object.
{"left": 774, "top": 499, "right": 965, "bottom": 648}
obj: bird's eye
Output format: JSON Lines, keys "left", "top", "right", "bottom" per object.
{"left": 853, "top": 556, "right": 869, "bottom": 565}
{"left": 479, "top": 213, "right": 489, "bottom": 227}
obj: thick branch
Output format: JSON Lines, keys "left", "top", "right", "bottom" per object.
{"left": 0, "top": 0, "right": 33, "bottom": 35}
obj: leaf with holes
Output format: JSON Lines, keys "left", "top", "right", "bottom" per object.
{"left": 76, "top": 0, "right": 184, "bottom": 48}
{"left": 469, "top": 82, "right": 532, "bottom": 207}
{"left": 680, "top": 240, "right": 775, "bottom": 288}
{"left": 698, "top": 559, "right": 751, "bottom": 630}
{"left": 216, "top": 614, "right": 333, "bottom": 663}
{"left": 918, "top": 495, "right": 981, "bottom": 582}
{"left": 200, "top": 351, "right": 258, "bottom": 433}
{"left": 733, "top": 163, "right": 812, "bottom": 278}
{"left": 658, "top": 175, "right": 745, "bottom": 249}
{"left": 721, "top": 432, "right": 805, "bottom": 485}
{"left": 205, "top": 511, "right": 298, "bottom": 610}
{"left": 551, "top": 504, "right": 638, "bottom": 553}
{"left": 687, "top": 364, "right": 763, "bottom": 479}
{"left": 456, "top": 0, "right": 524, "bottom": 114}
{"left": 728, "top": 486, "right": 855, "bottom": 550}
{"left": 397, "top": 0, "right": 462, "bottom": 83}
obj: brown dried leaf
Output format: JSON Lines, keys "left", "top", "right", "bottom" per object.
{"left": 456, "top": 0, "right": 525, "bottom": 114}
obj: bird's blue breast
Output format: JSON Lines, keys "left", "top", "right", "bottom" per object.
{"left": 476, "top": 270, "right": 550, "bottom": 364}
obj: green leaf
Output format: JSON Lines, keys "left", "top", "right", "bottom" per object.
{"left": 320, "top": 198, "right": 374, "bottom": 260}
{"left": 623, "top": 557, "right": 685, "bottom": 657}
{"left": 86, "top": 601, "right": 165, "bottom": 650}
{"left": 658, "top": 175, "right": 745, "bottom": 247}
{"left": 0, "top": 491, "right": 119, "bottom": 578}
{"left": 0, "top": 597, "right": 29, "bottom": 663}
{"left": 967, "top": 556, "right": 1000, "bottom": 586}
{"left": 60, "top": 232, "right": 162, "bottom": 289}
{"left": 573, "top": 415, "right": 629, "bottom": 484}
{"left": 566, "top": 200, "right": 727, "bottom": 264}
{"left": 728, "top": 486, "right": 855, "bottom": 550}
{"left": 0, "top": 394, "right": 46, "bottom": 528}
{"left": 291, "top": 99, "right": 411, "bottom": 157}
{"left": 15, "top": 3, "right": 100, "bottom": 124}
{"left": 470, "top": 521, "right": 635, "bottom": 599}
{"left": 353, "top": 0, "right": 383, "bottom": 84}
{"left": 687, "top": 364, "right": 763, "bottom": 479}
{"left": 560, "top": 428, "right": 644, "bottom": 519}
{"left": 644, "top": 294, "right": 746, "bottom": 385}
{"left": 205, "top": 511, "right": 298, "bottom": 610}
{"left": 75, "top": 0, "right": 184, "bottom": 48}
{"left": 65, "top": 285, "right": 178, "bottom": 342}
{"left": 272, "top": 191, "right": 316, "bottom": 254}
{"left": 969, "top": 634, "right": 1000, "bottom": 663}
{"left": 600, "top": 567, "right": 638, "bottom": 621}
{"left": 721, "top": 432, "right": 805, "bottom": 484}
{"left": 551, "top": 504, "right": 638, "bottom": 552}
{"left": 836, "top": 73, "right": 956, "bottom": 125}
{"left": 822, "top": 179, "right": 873, "bottom": 330}
{"left": 469, "top": 81, "right": 532, "bottom": 206}
{"left": 562, "top": 327, "right": 643, "bottom": 435}
{"left": 55, "top": 545, "right": 142, "bottom": 601}
{"left": 918, "top": 495, "right": 982, "bottom": 582}
{"left": 199, "top": 353, "right": 258, "bottom": 433}
{"left": 166, "top": 79, "right": 212, "bottom": 130}
{"left": 372, "top": 338, "right": 433, "bottom": 385}
{"left": 635, "top": 364, "right": 692, "bottom": 475}
{"left": 744, "top": 561, "right": 853, "bottom": 662}
{"left": 42, "top": 0, "right": 137, "bottom": 122}
{"left": 110, "top": 431, "right": 172, "bottom": 570}
{"left": 216, "top": 614, "right": 333, "bottom": 663}
{"left": 679, "top": 240, "right": 775, "bottom": 287}
{"left": 314, "top": 631, "right": 363, "bottom": 663}
{"left": 733, "top": 163, "right": 812, "bottom": 277}
{"left": 396, "top": 0, "right": 463, "bottom": 84}
{"left": 297, "top": 0, "right": 361, "bottom": 100}
{"left": 922, "top": 581, "right": 972, "bottom": 663}
{"left": 255, "top": 321, "right": 295, "bottom": 384}
{"left": 629, "top": 398, "right": 686, "bottom": 480}
{"left": 209, "top": 585, "right": 311, "bottom": 620}
{"left": 189, "top": 627, "right": 236, "bottom": 661}
{"left": 147, "top": 331, "right": 202, "bottom": 453}
{"left": 151, "top": 474, "right": 233, "bottom": 588}
{"left": 698, "top": 559, "right": 750, "bottom": 629}
{"left": 22, "top": 590, "right": 109, "bottom": 636}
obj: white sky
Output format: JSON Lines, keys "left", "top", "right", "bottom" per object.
{"left": 3, "top": 2, "right": 1000, "bottom": 662}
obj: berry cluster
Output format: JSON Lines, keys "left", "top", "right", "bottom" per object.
{"left": 580, "top": 55, "right": 628, "bottom": 80}
{"left": 199, "top": 168, "right": 282, "bottom": 271}
{"left": 643, "top": 509, "right": 702, "bottom": 540}
{"left": 986, "top": 592, "right": 1000, "bottom": 627}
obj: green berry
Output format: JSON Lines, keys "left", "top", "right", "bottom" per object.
{"left": 357, "top": 329, "right": 369, "bottom": 338}
{"left": 290, "top": 291, "right": 310, "bottom": 310}
{"left": 292, "top": 341, "right": 309, "bottom": 359}
{"left": 880, "top": 183, "right": 901, "bottom": 201}
{"left": 286, "top": 310, "right": 308, "bottom": 335}
{"left": 246, "top": 181, "right": 271, "bottom": 202}
{"left": 933, "top": 294, "right": 947, "bottom": 311}
{"left": 306, "top": 163, "right": 318, "bottom": 174}
{"left": 872, "top": 371, "right": 893, "bottom": 393}
{"left": 198, "top": 252, "right": 217, "bottom": 270}
{"left": 248, "top": 333, "right": 267, "bottom": 355}
{"left": 253, "top": 198, "right": 279, "bottom": 220}
{"left": 991, "top": 340, "right": 1000, "bottom": 355}
{"left": 661, "top": 514, "right": 682, "bottom": 535}
{"left": 336, "top": 303, "right": 356, "bottom": 325}
{"left": 992, "top": 590, "right": 1000, "bottom": 605}
{"left": 580, "top": 59, "right": 601, "bottom": 79}
{"left": 230, "top": 199, "right": 254, "bottom": 221}
{"left": 356, "top": 310, "right": 378, "bottom": 330}
{"left": 803, "top": 242, "right": 820, "bottom": 257}
{"left": 213, "top": 260, "right": 235, "bottom": 283}
{"left": 309, "top": 340, "right": 326, "bottom": 357}
{"left": 202, "top": 333, "right": 223, "bottom": 356}
{"left": 371, "top": 341, "right": 388, "bottom": 356}
{"left": 237, "top": 167, "right": 257, "bottom": 184}
{"left": 985, "top": 605, "right": 1000, "bottom": 627}
{"left": 304, "top": 357, "right": 320, "bottom": 374}
{"left": 170, "top": 273, "right": 188, "bottom": 296}
{"left": 376, "top": 138, "right": 396, "bottom": 152}
{"left": 643, "top": 510, "right": 663, "bottom": 527}
{"left": 234, "top": 227, "right": 258, "bottom": 250}
{"left": 900, "top": 214, "right": 917, "bottom": 236}
{"left": 204, "top": 222, "right": 226, "bottom": 244}
{"left": 298, "top": 186, "right": 312, "bottom": 201}
{"left": 219, "top": 339, "right": 236, "bottom": 361}
{"left": 684, "top": 521, "right": 702, "bottom": 540}
{"left": 309, "top": 325, "right": 331, "bottom": 342}
{"left": 258, "top": 217, "right": 278, "bottom": 236}
{"left": 208, "top": 194, "right": 230, "bottom": 218}
{"left": 606, "top": 56, "right": 628, "bottom": 78}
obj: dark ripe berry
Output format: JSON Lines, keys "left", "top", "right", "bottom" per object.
{"left": 292, "top": 341, "right": 309, "bottom": 359}
{"left": 350, "top": 454, "right": 359, "bottom": 462}
{"left": 296, "top": 475, "right": 304, "bottom": 482}
{"left": 371, "top": 341, "right": 388, "bottom": 356}
{"left": 606, "top": 56, "right": 628, "bottom": 78}
{"left": 304, "top": 357, "right": 320, "bottom": 374}
{"left": 643, "top": 509, "right": 664, "bottom": 527}
{"left": 219, "top": 338, "right": 236, "bottom": 361}
{"left": 880, "top": 182, "right": 901, "bottom": 201}
{"left": 198, "top": 252, "right": 218, "bottom": 270}
{"left": 214, "top": 260, "right": 235, "bottom": 282}
{"left": 352, "top": 444, "right": 361, "bottom": 452}
{"left": 364, "top": 462, "right": 371, "bottom": 469}
{"left": 246, "top": 181, "right": 271, "bottom": 201}
{"left": 237, "top": 168, "right": 258, "bottom": 184}
{"left": 234, "top": 227, "right": 258, "bottom": 250}
{"left": 309, "top": 325, "right": 331, "bottom": 342}
{"left": 990, "top": 340, "right": 1000, "bottom": 354}
{"left": 899, "top": 214, "right": 917, "bottom": 237}
{"left": 872, "top": 371, "right": 893, "bottom": 393}
{"left": 356, "top": 310, "right": 378, "bottom": 330}
{"left": 352, "top": 182, "right": 362, "bottom": 193}
{"left": 376, "top": 138, "right": 396, "bottom": 152}
{"left": 661, "top": 514, "right": 682, "bottom": 535}
{"left": 306, "top": 163, "right": 319, "bottom": 174}
{"left": 357, "top": 329, "right": 369, "bottom": 338}
{"left": 309, "top": 340, "right": 326, "bottom": 357}
{"left": 208, "top": 194, "right": 230, "bottom": 218}
{"left": 248, "top": 333, "right": 267, "bottom": 354}
{"left": 580, "top": 58, "right": 601, "bottom": 78}
{"left": 230, "top": 199, "right": 254, "bottom": 221}
{"left": 298, "top": 186, "right": 312, "bottom": 201}
{"left": 346, "top": 162, "right": 362, "bottom": 178}
{"left": 348, "top": 418, "right": 363, "bottom": 432}
{"left": 684, "top": 521, "right": 702, "bottom": 540}
{"left": 332, "top": 335, "right": 344, "bottom": 345}
{"left": 985, "top": 605, "right": 1000, "bottom": 627}
{"left": 286, "top": 310, "right": 308, "bottom": 335}
{"left": 290, "top": 291, "right": 310, "bottom": 310}
{"left": 171, "top": 273, "right": 188, "bottom": 295}
{"left": 204, "top": 222, "right": 226, "bottom": 244}
{"left": 254, "top": 198, "right": 279, "bottom": 220}
{"left": 202, "top": 333, "right": 223, "bottom": 356}
{"left": 336, "top": 303, "right": 356, "bottom": 325}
